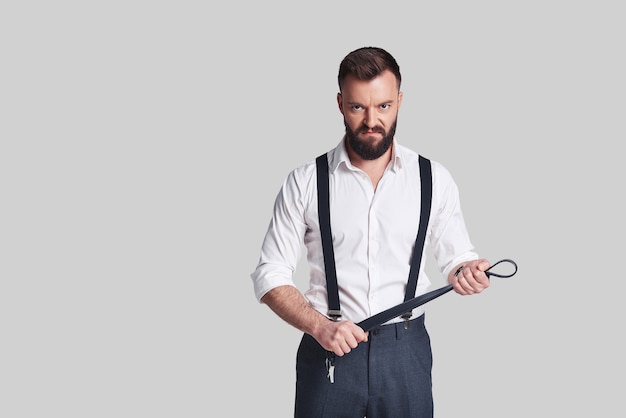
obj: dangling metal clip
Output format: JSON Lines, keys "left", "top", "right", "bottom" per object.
{"left": 401, "top": 311, "right": 412, "bottom": 329}
{"left": 325, "top": 352, "right": 335, "bottom": 384}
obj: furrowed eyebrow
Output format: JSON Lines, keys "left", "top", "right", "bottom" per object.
{"left": 345, "top": 100, "right": 394, "bottom": 107}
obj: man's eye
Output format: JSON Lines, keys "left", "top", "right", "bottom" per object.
{"left": 380, "top": 104, "right": 390, "bottom": 110}
{"left": 352, "top": 105, "right": 363, "bottom": 111}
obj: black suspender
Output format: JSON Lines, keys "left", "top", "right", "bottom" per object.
{"left": 315, "top": 154, "right": 342, "bottom": 320}
{"left": 401, "top": 155, "right": 432, "bottom": 323}
{"left": 315, "top": 152, "right": 433, "bottom": 324}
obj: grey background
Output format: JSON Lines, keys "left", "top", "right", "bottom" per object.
{"left": 1, "top": 1, "right": 624, "bottom": 417}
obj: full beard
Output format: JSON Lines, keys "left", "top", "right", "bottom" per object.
{"left": 344, "top": 119, "right": 397, "bottom": 160}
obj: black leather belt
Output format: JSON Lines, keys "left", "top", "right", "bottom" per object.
{"left": 357, "top": 258, "right": 518, "bottom": 332}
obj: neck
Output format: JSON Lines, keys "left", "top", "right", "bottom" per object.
{"left": 346, "top": 139, "right": 393, "bottom": 190}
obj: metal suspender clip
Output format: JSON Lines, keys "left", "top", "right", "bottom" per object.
{"left": 400, "top": 311, "right": 412, "bottom": 329}
{"left": 327, "top": 310, "right": 342, "bottom": 321}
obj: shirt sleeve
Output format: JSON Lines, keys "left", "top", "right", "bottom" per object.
{"left": 428, "top": 161, "right": 480, "bottom": 278}
{"left": 250, "top": 169, "right": 309, "bottom": 302}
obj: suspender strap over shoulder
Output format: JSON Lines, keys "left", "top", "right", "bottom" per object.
{"left": 315, "top": 152, "right": 433, "bottom": 323}
{"left": 401, "top": 155, "right": 432, "bottom": 320}
{"left": 316, "top": 153, "right": 342, "bottom": 320}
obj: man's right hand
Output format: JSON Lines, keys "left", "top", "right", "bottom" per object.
{"left": 313, "top": 319, "right": 368, "bottom": 356}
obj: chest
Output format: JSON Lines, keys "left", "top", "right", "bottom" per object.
{"left": 325, "top": 171, "right": 423, "bottom": 249}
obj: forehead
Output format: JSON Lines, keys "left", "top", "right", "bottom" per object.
{"left": 341, "top": 70, "right": 400, "bottom": 102}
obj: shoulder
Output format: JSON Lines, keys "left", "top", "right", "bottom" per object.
{"left": 291, "top": 158, "right": 317, "bottom": 184}
{"left": 278, "top": 157, "right": 319, "bottom": 203}
{"left": 395, "top": 143, "right": 454, "bottom": 182}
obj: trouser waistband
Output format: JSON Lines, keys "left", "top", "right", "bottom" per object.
{"left": 368, "top": 314, "right": 425, "bottom": 338}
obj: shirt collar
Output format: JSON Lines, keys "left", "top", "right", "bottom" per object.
{"left": 329, "top": 137, "right": 405, "bottom": 173}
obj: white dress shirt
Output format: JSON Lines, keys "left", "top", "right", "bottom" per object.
{"left": 251, "top": 138, "right": 479, "bottom": 324}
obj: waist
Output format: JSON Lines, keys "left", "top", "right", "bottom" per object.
{"left": 368, "top": 314, "right": 426, "bottom": 337}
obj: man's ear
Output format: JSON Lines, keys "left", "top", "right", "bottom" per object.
{"left": 337, "top": 92, "right": 344, "bottom": 114}
{"left": 398, "top": 91, "right": 403, "bottom": 110}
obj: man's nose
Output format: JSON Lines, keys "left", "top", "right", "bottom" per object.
{"left": 363, "top": 111, "right": 377, "bottom": 128}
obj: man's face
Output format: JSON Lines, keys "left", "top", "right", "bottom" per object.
{"left": 338, "top": 70, "right": 402, "bottom": 160}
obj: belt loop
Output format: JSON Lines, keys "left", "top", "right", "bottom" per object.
{"left": 397, "top": 321, "right": 405, "bottom": 340}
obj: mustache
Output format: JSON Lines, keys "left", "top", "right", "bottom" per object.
{"left": 356, "top": 125, "right": 385, "bottom": 134}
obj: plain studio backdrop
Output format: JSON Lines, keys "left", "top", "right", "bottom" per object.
{"left": 1, "top": 1, "right": 624, "bottom": 417}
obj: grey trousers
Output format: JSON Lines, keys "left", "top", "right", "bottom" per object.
{"left": 294, "top": 314, "right": 433, "bottom": 418}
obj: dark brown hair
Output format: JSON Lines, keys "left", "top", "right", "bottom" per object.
{"left": 338, "top": 47, "right": 401, "bottom": 91}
